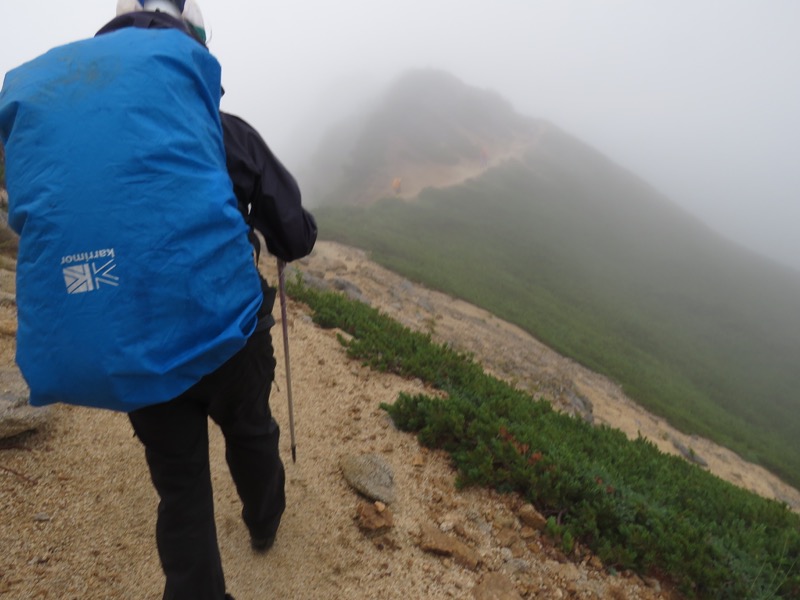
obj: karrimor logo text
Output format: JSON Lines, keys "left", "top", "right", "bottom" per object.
{"left": 61, "top": 249, "right": 119, "bottom": 294}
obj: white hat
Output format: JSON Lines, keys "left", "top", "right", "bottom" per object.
{"left": 115, "top": 0, "right": 206, "bottom": 42}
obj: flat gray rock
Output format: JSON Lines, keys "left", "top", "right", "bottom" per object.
{"left": 340, "top": 453, "right": 395, "bottom": 504}
{"left": 671, "top": 437, "right": 709, "bottom": 468}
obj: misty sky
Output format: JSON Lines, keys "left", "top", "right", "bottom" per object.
{"left": 2, "top": 1, "right": 799, "bottom": 270}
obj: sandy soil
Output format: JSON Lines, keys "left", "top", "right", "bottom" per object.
{"left": 1, "top": 241, "right": 798, "bottom": 599}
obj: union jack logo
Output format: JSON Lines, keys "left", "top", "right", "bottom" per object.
{"left": 63, "top": 260, "right": 119, "bottom": 294}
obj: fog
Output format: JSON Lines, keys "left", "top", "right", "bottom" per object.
{"left": 2, "top": 1, "right": 799, "bottom": 270}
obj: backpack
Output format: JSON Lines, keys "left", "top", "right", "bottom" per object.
{"left": 0, "top": 27, "right": 263, "bottom": 412}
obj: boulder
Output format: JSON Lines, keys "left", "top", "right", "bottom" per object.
{"left": 341, "top": 453, "right": 396, "bottom": 504}
{"left": 0, "top": 367, "right": 51, "bottom": 440}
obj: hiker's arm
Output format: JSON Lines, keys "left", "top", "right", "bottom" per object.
{"left": 222, "top": 112, "right": 317, "bottom": 262}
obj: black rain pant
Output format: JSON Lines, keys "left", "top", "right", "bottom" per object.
{"left": 128, "top": 326, "right": 286, "bottom": 600}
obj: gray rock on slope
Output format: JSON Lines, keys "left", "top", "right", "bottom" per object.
{"left": 671, "top": 437, "right": 709, "bottom": 468}
{"left": 0, "top": 367, "right": 51, "bottom": 440}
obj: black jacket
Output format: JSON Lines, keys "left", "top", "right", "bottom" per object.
{"left": 221, "top": 112, "right": 317, "bottom": 263}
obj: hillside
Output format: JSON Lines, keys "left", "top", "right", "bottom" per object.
{"left": 2, "top": 204, "right": 798, "bottom": 597}
{"left": 305, "top": 69, "right": 800, "bottom": 490}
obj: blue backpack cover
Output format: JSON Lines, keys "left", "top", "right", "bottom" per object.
{"left": 0, "top": 28, "right": 263, "bottom": 412}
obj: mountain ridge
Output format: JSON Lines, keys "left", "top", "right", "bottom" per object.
{"left": 306, "top": 68, "right": 800, "bottom": 490}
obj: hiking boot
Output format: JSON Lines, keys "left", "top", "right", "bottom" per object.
{"left": 250, "top": 533, "right": 276, "bottom": 553}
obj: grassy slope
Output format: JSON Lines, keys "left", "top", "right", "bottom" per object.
{"left": 314, "top": 127, "right": 800, "bottom": 490}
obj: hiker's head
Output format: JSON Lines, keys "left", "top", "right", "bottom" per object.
{"left": 115, "top": 0, "right": 207, "bottom": 44}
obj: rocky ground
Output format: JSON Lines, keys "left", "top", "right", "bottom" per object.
{"left": 1, "top": 239, "right": 798, "bottom": 599}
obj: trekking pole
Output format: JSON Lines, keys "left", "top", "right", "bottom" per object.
{"left": 277, "top": 259, "right": 297, "bottom": 463}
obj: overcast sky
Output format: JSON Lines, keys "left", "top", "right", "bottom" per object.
{"left": 2, "top": 1, "right": 799, "bottom": 271}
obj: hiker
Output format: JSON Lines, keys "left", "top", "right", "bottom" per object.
{"left": 392, "top": 176, "right": 402, "bottom": 195}
{"left": 1, "top": 1, "right": 316, "bottom": 599}
{"left": 101, "top": 3, "right": 318, "bottom": 599}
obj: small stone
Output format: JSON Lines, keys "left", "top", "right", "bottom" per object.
{"left": 643, "top": 576, "right": 662, "bottom": 591}
{"left": 418, "top": 523, "right": 481, "bottom": 571}
{"left": 495, "top": 527, "right": 520, "bottom": 548}
{"left": 328, "top": 260, "right": 348, "bottom": 273}
{"left": 510, "top": 540, "right": 526, "bottom": 558}
{"left": 504, "top": 558, "right": 531, "bottom": 574}
{"left": 355, "top": 501, "right": 393, "bottom": 536}
{"left": 471, "top": 573, "right": 523, "bottom": 600}
{"left": 517, "top": 504, "right": 547, "bottom": 531}
{"left": 493, "top": 513, "right": 516, "bottom": 530}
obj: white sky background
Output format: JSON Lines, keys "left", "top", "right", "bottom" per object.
{"left": 2, "top": 1, "right": 799, "bottom": 270}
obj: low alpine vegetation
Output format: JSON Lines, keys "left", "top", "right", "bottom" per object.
{"left": 288, "top": 277, "right": 800, "bottom": 599}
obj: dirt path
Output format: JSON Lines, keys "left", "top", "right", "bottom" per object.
{"left": 348, "top": 126, "right": 544, "bottom": 207}
{"left": 389, "top": 134, "right": 535, "bottom": 201}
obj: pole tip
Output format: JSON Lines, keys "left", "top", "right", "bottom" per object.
{"left": 291, "top": 446, "right": 297, "bottom": 464}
